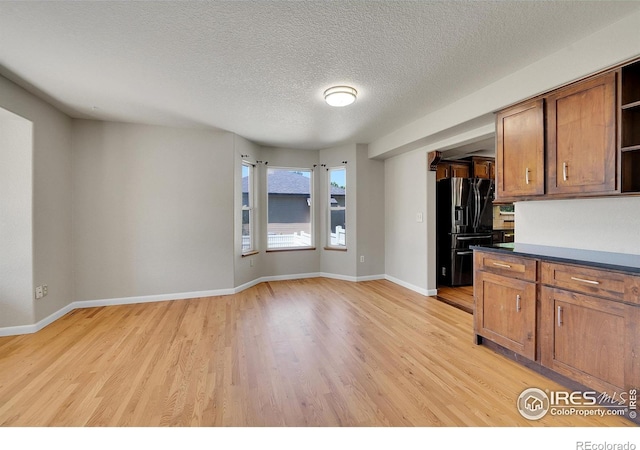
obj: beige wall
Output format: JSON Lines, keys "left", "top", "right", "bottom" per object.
{"left": 384, "top": 150, "right": 431, "bottom": 294}
{"left": 0, "top": 75, "right": 73, "bottom": 327}
{"left": 355, "top": 144, "right": 385, "bottom": 278}
{"left": 0, "top": 113, "right": 34, "bottom": 327}
{"left": 72, "top": 120, "right": 235, "bottom": 301}
{"left": 515, "top": 197, "right": 640, "bottom": 254}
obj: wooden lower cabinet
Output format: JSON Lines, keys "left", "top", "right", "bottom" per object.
{"left": 475, "top": 249, "right": 640, "bottom": 399}
{"left": 475, "top": 271, "right": 536, "bottom": 360}
{"left": 540, "top": 287, "right": 627, "bottom": 393}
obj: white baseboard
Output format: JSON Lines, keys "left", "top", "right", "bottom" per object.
{"left": 260, "top": 272, "right": 322, "bottom": 283}
{"left": 355, "top": 274, "right": 386, "bottom": 282}
{"left": 233, "top": 272, "right": 322, "bottom": 293}
{"left": 74, "top": 287, "right": 235, "bottom": 310}
{"left": 321, "top": 273, "right": 386, "bottom": 282}
{"left": 0, "top": 273, "right": 431, "bottom": 337}
{"left": 0, "top": 302, "right": 75, "bottom": 338}
{"left": 384, "top": 274, "right": 435, "bottom": 296}
{"left": 0, "top": 288, "right": 235, "bottom": 337}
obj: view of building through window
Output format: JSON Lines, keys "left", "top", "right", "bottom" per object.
{"left": 267, "top": 168, "right": 313, "bottom": 249}
{"left": 328, "top": 167, "right": 346, "bottom": 247}
{"left": 241, "top": 162, "right": 254, "bottom": 253}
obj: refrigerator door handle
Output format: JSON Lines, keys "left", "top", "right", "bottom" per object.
{"left": 456, "top": 235, "right": 492, "bottom": 241}
{"left": 473, "top": 182, "right": 481, "bottom": 231}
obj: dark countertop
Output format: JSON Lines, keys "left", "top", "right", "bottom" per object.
{"left": 470, "top": 243, "right": 640, "bottom": 275}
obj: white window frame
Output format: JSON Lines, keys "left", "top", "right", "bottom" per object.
{"left": 266, "top": 166, "right": 315, "bottom": 251}
{"left": 327, "top": 166, "right": 347, "bottom": 249}
{"left": 241, "top": 161, "right": 255, "bottom": 255}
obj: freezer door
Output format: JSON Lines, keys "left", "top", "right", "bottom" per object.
{"left": 450, "top": 248, "right": 474, "bottom": 286}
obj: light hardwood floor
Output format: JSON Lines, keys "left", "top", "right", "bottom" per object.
{"left": 435, "top": 285, "right": 475, "bottom": 314}
{"left": 0, "top": 278, "right": 633, "bottom": 426}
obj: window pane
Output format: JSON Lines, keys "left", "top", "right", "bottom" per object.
{"left": 241, "top": 163, "right": 253, "bottom": 252}
{"left": 267, "top": 168, "right": 312, "bottom": 249}
{"left": 329, "top": 168, "right": 346, "bottom": 204}
{"left": 242, "top": 164, "right": 250, "bottom": 208}
{"left": 328, "top": 168, "right": 346, "bottom": 247}
{"left": 329, "top": 210, "right": 346, "bottom": 246}
{"left": 242, "top": 210, "right": 251, "bottom": 251}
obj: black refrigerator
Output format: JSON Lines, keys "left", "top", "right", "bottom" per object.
{"left": 437, "top": 177, "right": 495, "bottom": 287}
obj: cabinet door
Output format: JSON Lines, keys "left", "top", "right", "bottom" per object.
{"left": 450, "top": 162, "right": 470, "bottom": 178}
{"left": 473, "top": 159, "right": 492, "bottom": 179}
{"left": 496, "top": 99, "right": 545, "bottom": 199}
{"left": 436, "top": 163, "right": 449, "bottom": 181}
{"left": 475, "top": 271, "right": 536, "bottom": 359}
{"left": 436, "top": 162, "right": 470, "bottom": 180}
{"left": 540, "top": 287, "right": 626, "bottom": 393}
{"left": 547, "top": 72, "right": 617, "bottom": 194}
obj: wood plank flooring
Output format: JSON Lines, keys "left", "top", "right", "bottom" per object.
{"left": 435, "top": 285, "right": 475, "bottom": 314}
{"left": 0, "top": 278, "right": 633, "bottom": 426}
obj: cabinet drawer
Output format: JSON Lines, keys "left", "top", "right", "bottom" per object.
{"left": 474, "top": 251, "right": 537, "bottom": 282}
{"left": 541, "top": 262, "right": 640, "bottom": 305}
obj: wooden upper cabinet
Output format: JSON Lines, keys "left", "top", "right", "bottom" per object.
{"left": 496, "top": 99, "right": 545, "bottom": 200}
{"left": 471, "top": 157, "right": 494, "bottom": 180}
{"left": 436, "top": 161, "right": 470, "bottom": 181}
{"left": 546, "top": 72, "right": 617, "bottom": 195}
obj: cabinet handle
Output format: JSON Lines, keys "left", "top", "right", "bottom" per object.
{"left": 492, "top": 262, "right": 511, "bottom": 268}
{"left": 525, "top": 168, "right": 530, "bottom": 185}
{"left": 516, "top": 294, "right": 521, "bottom": 312}
{"left": 563, "top": 162, "right": 568, "bottom": 181}
{"left": 570, "top": 276, "right": 600, "bottom": 285}
{"left": 557, "top": 306, "right": 563, "bottom": 327}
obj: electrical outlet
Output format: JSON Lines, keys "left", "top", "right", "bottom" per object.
{"left": 35, "top": 286, "right": 43, "bottom": 299}
{"left": 43, "top": 285, "right": 48, "bottom": 296}
{"left": 416, "top": 212, "right": 424, "bottom": 223}
{"left": 249, "top": 259, "right": 254, "bottom": 267}
{"left": 360, "top": 256, "right": 365, "bottom": 263}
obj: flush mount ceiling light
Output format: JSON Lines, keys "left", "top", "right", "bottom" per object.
{"left": 324, "top": 86, "right": 357, "bottom": 107}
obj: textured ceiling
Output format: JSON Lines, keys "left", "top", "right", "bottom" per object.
{"left": 1, "top": 1, "right": 639, "bottom": 150}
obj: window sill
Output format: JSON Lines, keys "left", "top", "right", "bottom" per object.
{"left": 266, "top": 247, "right": 316, "bottom": 253}
{"left": 324, "top": 246, "right": 348, "bottom": 252}
{"left": 241, "top": 250, "right": 259, "bottom": 257}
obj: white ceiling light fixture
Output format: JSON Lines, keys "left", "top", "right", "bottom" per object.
{"left": 324, "top": 86, "right": 357, "bottom": 107}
